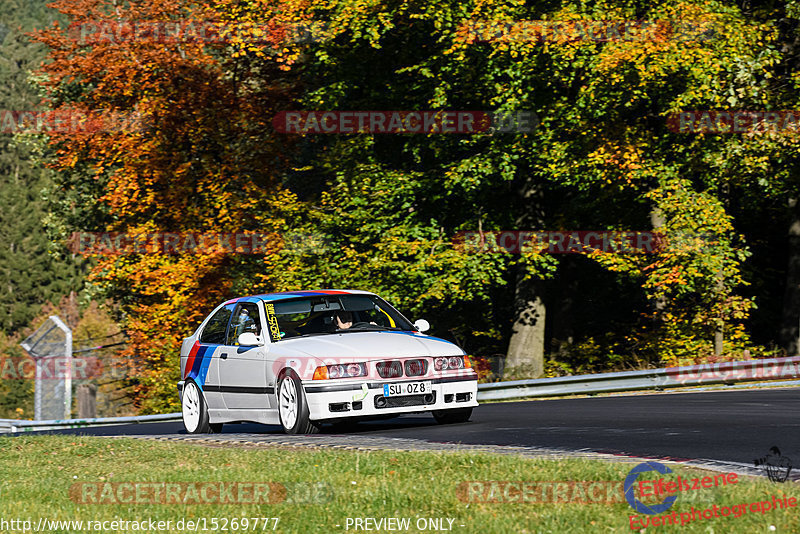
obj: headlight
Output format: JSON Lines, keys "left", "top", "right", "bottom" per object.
{"left": 313, "top": 363, "right": 367, "bottom": 380}
{"left": 434, "top": 356, "right": 470, "bottom": 371}
{"left": 346, "top": 363, "right": 363, "bottom": 376}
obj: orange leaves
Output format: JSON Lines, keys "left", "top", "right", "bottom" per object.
{"left": 34, "top": 0, "right": 302, "bottom": 411}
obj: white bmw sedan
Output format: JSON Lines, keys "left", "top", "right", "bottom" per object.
{"left": 178, "top": 290, "right": 478, "bottom": 434}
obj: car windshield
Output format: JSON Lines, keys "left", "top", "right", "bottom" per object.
{"left": 262, "top": 294, "right": 415, "bottom": 341}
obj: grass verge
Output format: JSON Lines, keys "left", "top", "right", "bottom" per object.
{"left": 0, "top": 435, "right": 797, "bottom": 533}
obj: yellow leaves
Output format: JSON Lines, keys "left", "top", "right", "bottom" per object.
{"left": 585, "top": 141, "right": 644, "bottom": 189}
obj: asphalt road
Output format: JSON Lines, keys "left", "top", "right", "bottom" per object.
{"left": 33, "top": 389, "right": 800, "bottom": 467}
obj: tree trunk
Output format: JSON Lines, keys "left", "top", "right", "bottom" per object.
{"left": 780, "top": 198, "right": 800, "bottom": 354}
{"left": 505, "top": 271, "right": 546, "bottom": 377}
{"left": 504, "top": 178, "right": 546, "bottom": 378}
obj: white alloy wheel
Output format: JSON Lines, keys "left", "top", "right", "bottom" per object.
{"left": 279, "top": 377, "right": 298, "bottom": 429}
{"left": 277, "top": 372, "right": 319, "bottom": 434}
{"left": 182, "top": 381, "right": 202, "bottom": 433}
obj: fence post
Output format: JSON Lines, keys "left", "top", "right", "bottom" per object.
{"left": 21, "top": 315, "right": 73, "bottom": 420}
{"left": 50, "top": 316, "right": 73, "bottom": 419}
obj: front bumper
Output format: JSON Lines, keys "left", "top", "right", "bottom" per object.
{"left": 303, "top": 374, "right": 479, "bottom": 421}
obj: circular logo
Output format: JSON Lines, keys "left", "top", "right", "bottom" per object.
{"left": 624, "top": 461, "right": 677, "bottom": 515}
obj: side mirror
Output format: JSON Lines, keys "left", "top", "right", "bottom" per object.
{"left": 238, "top": 332, "right": 264, "bottom": 346}
{"left": 413, "top": 319, "right": 430, "bottom": 333}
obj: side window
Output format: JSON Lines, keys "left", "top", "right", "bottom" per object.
{"left": 226, "top": 302, "right": 262, "bottom": 345}
{"left": 199, "top": 305, "right": 234, "bottom": 345}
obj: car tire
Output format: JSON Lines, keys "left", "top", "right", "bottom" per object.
{"left": 182, "top": 379, "right": 215, "bottom": 434}
{"left": 432, "top": 407, "right": 473, "bottom": 424}
{"left": 278, "top": 371, "right": 319, "bottom": 435}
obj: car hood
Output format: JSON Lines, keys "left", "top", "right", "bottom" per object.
{"left": 271, "top": 331, "right": 463, "bottom": 360}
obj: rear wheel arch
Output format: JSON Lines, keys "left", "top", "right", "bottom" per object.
{"left": 182, "top": 378, "right": 221, "bottom": 434}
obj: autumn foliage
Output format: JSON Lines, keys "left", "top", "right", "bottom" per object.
{"left": 33, "top": 0, "right": 314, "bottom": 411}
{"left": 30, "top": 0, "right": 800, "bottom": 412}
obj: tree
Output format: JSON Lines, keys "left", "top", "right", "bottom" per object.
{"left": 31, "top": 0, "right": 800, "bottom": 413}
{"left": 34, "top": 0, "right": 306, "bottom": 411}
{"left": 0, "top": 0, "right": 83, "bottom": 334}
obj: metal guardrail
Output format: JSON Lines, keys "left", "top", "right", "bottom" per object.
{"left": 476, "top": 355, "right": 800, "bottom": 400}
{"left": 1, "top": 356, "right": 797, "bottom": 432}
{"left": 0, "top": 413, "right": 181, "bottom": 433}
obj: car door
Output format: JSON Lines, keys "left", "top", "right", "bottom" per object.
{"left": 218, "top": 301, "right": 271, "bottom": 410}
{"left": 187, "top": 302, "right": 235, "bottom": 410}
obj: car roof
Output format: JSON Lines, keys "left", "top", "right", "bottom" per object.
{"left": 224, "top": 289, "right": 375, "bottom": 305}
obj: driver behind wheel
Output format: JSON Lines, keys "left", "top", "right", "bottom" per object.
{"left": 334, "top": 311, "right": 353, "bottom": 330}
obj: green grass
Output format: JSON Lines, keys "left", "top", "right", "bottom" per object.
{"left": 0, "top": 435, "right": 797, "bottom": 533}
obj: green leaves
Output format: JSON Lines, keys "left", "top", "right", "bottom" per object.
{"left": 28, "top": 0, "right": 800, "bottom": 404}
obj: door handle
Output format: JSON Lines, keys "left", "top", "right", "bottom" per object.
{"left": 221, "top": 353, "right": 228, "bottom": 360}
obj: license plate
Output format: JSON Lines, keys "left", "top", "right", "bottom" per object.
{"left": 383, "top": 381, "right": 432, "bottom": 397}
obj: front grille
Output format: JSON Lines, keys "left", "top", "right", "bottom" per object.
{"left": 376, "top": 360, "right": 403, "bottom": 378}
{"left": 374, "top": 392, "right": 436, "bottom": 409}
{"left": 404, "top": 359, "right": 427, "bottom": 377}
